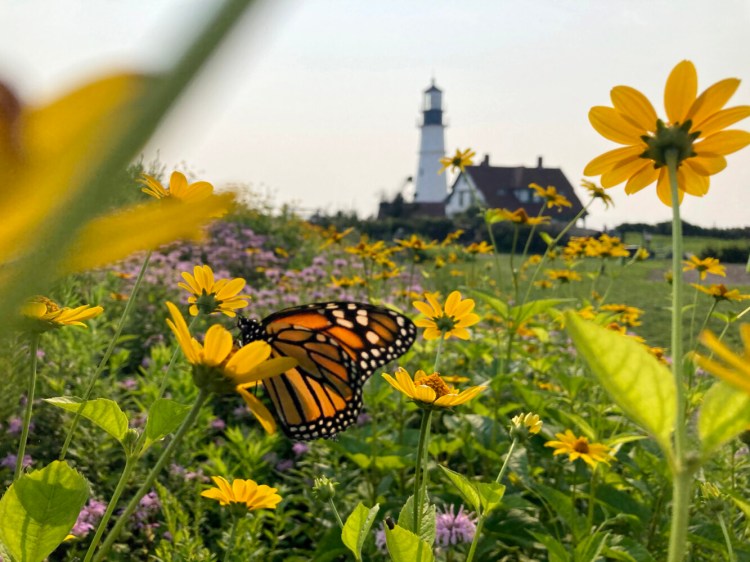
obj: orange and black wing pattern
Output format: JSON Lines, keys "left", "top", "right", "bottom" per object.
{"left": 239, "top": 302, "right": 416, "bottom": 440}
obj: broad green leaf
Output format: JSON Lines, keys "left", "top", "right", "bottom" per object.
{"left": 533, "top": 483, "right": 587, "bottom": 540}
{"left": 467, "top": 287, "right": 509, "bottom": 318}
{"left": 575, "top": 532, "right": 609, "bottom": 562}
{"left": 475, "top": 481, "right": 505, "bottom": 515}
{"left": 530, "top": 532, "right": 570, "bottom": 562}
{"left": 45, "top": 396, "right": 128, "bottom": 443}
{"left": 540, "top": 231, "right": 554, "bottom": 246}
{"left": 565, "top": 313, "right": 676, "bottom": 455}
{"left": 398, "top": 495, "right": 436, "bottom": 545}
{"left": 144, "top": 398, "right": 192, "bottom": 451}
{"left": 341, "top": 502, "right": 379, "bottom": 561}
{"left": 698, "top": 381, "right": 750, "bottom": 456}
{"left": 510, "top": 298, "right": 575, "bottom": 326}
{"left": 0, "top": 461, "right": 88, "bottom": 562}
{"left": 385, "top": 524, "right": 434, "bottom": 562}
{"left": 347, "top": 453, "right": 408, "bottom": 470}
{"left": 439, "top": 466, "right": 480, "bottom": 512}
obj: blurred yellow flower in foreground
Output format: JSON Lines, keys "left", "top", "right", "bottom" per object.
{"left": 413, "top": 290, "right": 480, "bottom": 340}
{"left": 178, "top": 265, "right": 249, "bottom": 317}
{"left": 585, "top": 60, "right": 750, "bottom": 205}
{"left": 139, "top": 171, "right": 214, "bottom": 202}
{"left": 0, "top": 74, "right": 234, "bottom": 301}
{"left": 382, "top": 367, "right": 485, "bottom": 409}
{"left": 201, "top": 476, "right": 281, "bottom": 511}
{"left": 545, "top": 430, "right": 615, "bottom": 468}
{"left": 694, "top": 325, "right": 750, "bottom": 395}
{"left": 21, "top": 296, "right": 103, "bottom": 332}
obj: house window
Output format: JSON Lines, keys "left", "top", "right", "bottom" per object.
{"left": 516, "top": 189, "right": 530, "bottom": 203}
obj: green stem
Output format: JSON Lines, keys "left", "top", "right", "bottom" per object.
{"left": 156, "top": 314, "right": 198, "bottom": 398}
{"left": 92, "top": 389, "right": 209, "bottom": 561}
{"left": 15, "top": 334, "right": 40, "bottom": 481}
{"left": 60, "top": 251, "right": 151, "bottom": 460}
{"left": 509, "top": 225, "right": 520, "bottom": 302}
{"left": 718, "top": 513, "right": 735, "bottom": 562}
{"left": 329, "top": 499, "right": 344, "bottom": 529}
{"left": 495, "top": 438, "right": 518, "bottom": 484}
{"left": 690, "top": 299, "right": 717, "bottom": 388}
{"left": 223, "top": 514, "right": 241, "bottom": 562}
{"left": 587, "top": 467, "right": 598, "bottom": 530}
{"left": 412, "top": 409, "right": 433, "bottom": 533}
{"left": 665, "top": 148, "right": 692, "bottom": 562}
{"left": 82, "top": 455, "right": 139, "bottom": 562}
{"left": 485, "top": 217, "right": 503, "bottom": 286}
{"left": 433, "top": 337, "right": 444, "bottom": 373}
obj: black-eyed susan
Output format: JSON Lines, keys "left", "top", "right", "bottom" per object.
{"left": 581, "top": 180, "right": 614, "bottom": 208}
{"left": 320, "top": 226, "right": 354, "bottom": 248}
{"left": 529, "top": 183, "right": 572, "bottom": 211}
{"left": 465, "top": 241, "right": 494, "bottom": 255}
{"left": 201, "top": 476, "right": 281, "bottom": 511}
{"left": 585, "top": 60, "right": 750, "bottom": 206}
{"left": 439, "top": 148, "right": 476, "bottom": 174}
{"left": 178, "top": 265, "right": 249, "bottom": 317}
{"left": 486, "top": 208, "right": 551, "bottom": 226}
{"left": 544, "top": 430, "right": 615, "bottom": 468}
{"left": 683, "top": 255, "right": 726, "bottom": 280}
{"left": 691, "top": 283, "right": 750, "bottom": 302}
{"left": 139, "top": 171, "right": 214, "bottom": 203}
{"left": 510, "top": 412, "right": 543, "bottom": 439}
{"left": 382, "top": 367, "right": 485, "bottom": 409}
{"left": 546, "top": 269, "right": 582, "bottom": 283}
{"left": 21, "top": 296, "right": 103, "bottom": 332}
{"left": 441, "top": 229, "right": 465, "bottom": 246}
{"left": 694, "top": 324, "right": 750, "bottom": 395}
{"left": 165, "top": 301, "right": 294, "bottom": 399}
{"left": 413, "top": 290, "right": 480, "bottom": 340}
{"left": 396, "top": 234, "right": 437, "bottom": 251}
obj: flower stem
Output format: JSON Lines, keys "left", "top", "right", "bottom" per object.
{"left": 82, "top": 455, "right": 138, "bottom": 562}
{"left": 665, "top": 148, "right": 692, "bottom": 562}
{"left": 223, "top": 514, "right": 241, "bottom": 562}
{"left": 15, "top": 334, "right": 40, "bottom": 481}
{"left": 587, "top": 467, "right": 598, "bottom": 530}
{"left": 718, "top": 513, "right": 735, "bottom": 562}
{"left": 412, "top": 409, "right": 433, "bottom": 534}
{"left": 433, "top": 337, "right": 444, "bottom": 373}
{"left": 329, "top": 499, "right": 344, "bottom": 529}
{"left": 91, "top": 389, "right": 209, "bottom": 561}
{"left": 60, "top": 251, "right": 151, "bottom": 461}
{"left": 495, "top": 437, "right": 518, "bottom": 484}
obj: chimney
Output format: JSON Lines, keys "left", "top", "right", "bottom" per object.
{"left": 537, "top": 156, "right": 543, "bottom": 168}
{"left": 481, "top": 154, "right": 490, "bottom": 167}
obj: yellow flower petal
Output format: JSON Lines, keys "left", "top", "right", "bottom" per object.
{"left": 664, "top": 60, "right": 697, "bottom": 124}
{"left": 680, "top": 167, "right": 709, "bottom": 197}
{"left": 684, "top": 155, "right": 727, "bottom": 176}
{"left": 583, "top": 145, "right": 643, "bottom": 176}
{"left": 202, "top": 325, "right": 233, "bottom": 367}
{"left": 589, "top": 106, "right": 646, "bottom": 145}
{"left": 236, "top": 386, "right": 277, "bottom": 434}
{"left": 601, "top": 157, "right": 651, "bottom": 188}
{"left": 696, "top": 130, "right": 750, "bottom": 156}
{"left": 624, "top": 163, "right": 659, "bottom": 194}
{"left": 688, "top": 78, "right": 740, "bottom": 126}
{"left": 610, "top": 85, "right": 658, "bottom": 131}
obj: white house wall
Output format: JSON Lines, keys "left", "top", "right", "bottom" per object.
{"left": 446, "top": 174, "right": 485, "bottom": 216}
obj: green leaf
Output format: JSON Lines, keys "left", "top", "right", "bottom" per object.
{"left": 0, "top": 460, "right": 88, "bottom": 562}
{"left": 347, "top": 453, "right": 408, "bottom": 470}
{"left": 398, "top": 495, "right": 436, "bottom": 546}
{"left": 530, "top": 532, "right": 570, "bottom": 562}
{"left": 510, "top": 298, "right": 575, "bottom": 326}
{"left": 698, "top": 381, "right": 750, "bottom": 456}
{"left": 385, "top": 524, "right": 434, "bottom": 562}
{"left": 475, "top": 481, "right": 505, "bottom": 515}
{"left": 575, "top": 532, "right": 609, "bottom": 561}
{"left": 467, "top": 287, "right": 509, "bottom": 319}
{"left": 341, "top": 502, "right": 379, "bottom": 561}
{"left": 144, "top": 398, "right": 192, "bottom": 451}
{"left": 45, "top": 396, "right": 128, "bottom": 443}
{"left": 533, "top": 483, "right": 587, "bottom": 540}
{"left": 565, "top": 312, "right": 676, "bottom": 455}
{"left": 539, "top": 231, "right": 554, "bottom": 246}
{"left": 439, "top": 466, "right": 480, "bottom": 512}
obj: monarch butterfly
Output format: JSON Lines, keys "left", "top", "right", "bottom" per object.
{"left": 238, "top": 302, "right": 416, "bottom": 440}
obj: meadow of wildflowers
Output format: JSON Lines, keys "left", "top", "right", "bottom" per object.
{"left": 1, "top": 4, "right": 750, "bottom": 560}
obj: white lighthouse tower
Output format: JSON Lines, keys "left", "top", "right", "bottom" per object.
{"left": 414, "top": 81, "right": 447, "bottom": 203}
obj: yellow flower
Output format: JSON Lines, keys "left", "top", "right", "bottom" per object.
{"left": 178, "top": 265, "right": 249, "bottom": 317}
{"left": 529, "top": 183, "right": 572, "bottom": 211}
{"left": 330, "top": 275, "right": 366, "bottom": 288}
{"left": 139, "top": 171, "right": 214, "bottom": 203}
{"left": 396, "top": 234, "right": 437, "bottom": 251}
{"left": 486, "top": 208, "right": 551, "bottom": 226}
{"left": 165, "top": 301, "right": 294, "bottom": 399}
{"left": 545, "top": 430, "right": 615, "bottom": 468}
{"left": 382, "top": 367, "right": 485, "bottom": 409}
{"left": 511, "top": 412, "right": 543, "bottom": 435}
{"left": 633, "top": 247, "right": 650, "bottom": 261}
{"left": 465, "top": 241, "right": 494, "bottom": 255}
{"left": 534, "top": 280, "right": 554, "bottom": 290}
{"left": 413, "top": 290, "right": 480, "bottom": 340}
{"left": 683, "top": 255, "right": 726, "bottom": 280}
{"left": 600, "top": 304, "right": 644, "bottom": 327}
{"left": 585, "top": 60, "right": 750, "bottom": 206}
{"left": 581, "top": 180, "right": 614, "bottom": 208}
{"left": 439, "top": 148, "right": 475, "bottom": 174}
{"left": 694, "top": 324, "right": 750, "bottom": 395}
{"left": 691, "top": 283, "right": 750, "bottom": 302}
{"left": 201, "top": 476, "right": 281, "bottom": 511}
{"left": 546, "top": 269, "right": 582, "bottom": 283}
{"left": 320, "top": 226, "right": 354, "bottom": 248}
{"left": 441, "top": 229, "right": 465, "bottom": 246}
{"left": 21, "top": 296, "right": 103, "bottom": 332}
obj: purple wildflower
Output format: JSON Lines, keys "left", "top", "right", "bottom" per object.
{"left": 435, "top": 505, "right": 477, "bottom": 547}
{"left": 292, "top": 442, "right": 309, "bottom": 458}
{"left": 1, "top": 453, "right": 32, "bottom": 470}
{"left": 71, "top": 499, "right": 108, "bottom": 537}
{"left": 210, "top": 418, "right": 226, "bottom": 431}
{"left": 275, "top": 459, "right": 294, "bottom": 472}
{"left": 7, "top": 416, "right": 25, "bottom": 436}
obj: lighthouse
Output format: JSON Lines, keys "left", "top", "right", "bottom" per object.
{"left": 413, "top": 81, "right": 447, "bottom": 203}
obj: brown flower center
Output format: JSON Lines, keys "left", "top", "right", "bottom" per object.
{"left": 572, "top": 437, "right": 590, "bottom": 454}
{"left": 30, "top": 295, "right": 60, "bottom": 313}
{"left": 416, "top": 373, "right": 453, "bottom": 399}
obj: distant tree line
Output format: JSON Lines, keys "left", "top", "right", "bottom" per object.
{"left": 615, "top": 221, "right": 750, "bottom": 240}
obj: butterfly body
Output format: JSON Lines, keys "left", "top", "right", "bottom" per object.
{"left": 238, "top": 302, "right": 416, "bottom": 440}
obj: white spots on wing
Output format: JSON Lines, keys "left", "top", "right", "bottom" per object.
{"left": 365, "top": 331, "right": 380, "bottom": 344}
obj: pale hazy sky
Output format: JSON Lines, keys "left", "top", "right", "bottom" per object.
{"left": 3, "top": 0, "right": 750, "bottom": 230}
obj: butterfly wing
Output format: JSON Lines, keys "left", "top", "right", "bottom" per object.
{"left": 241, "top": 302, "right": 416, "bottom": 440}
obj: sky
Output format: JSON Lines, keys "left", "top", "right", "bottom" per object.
{"left": 3, "top": 0, "right": 750, "bottom": 230}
